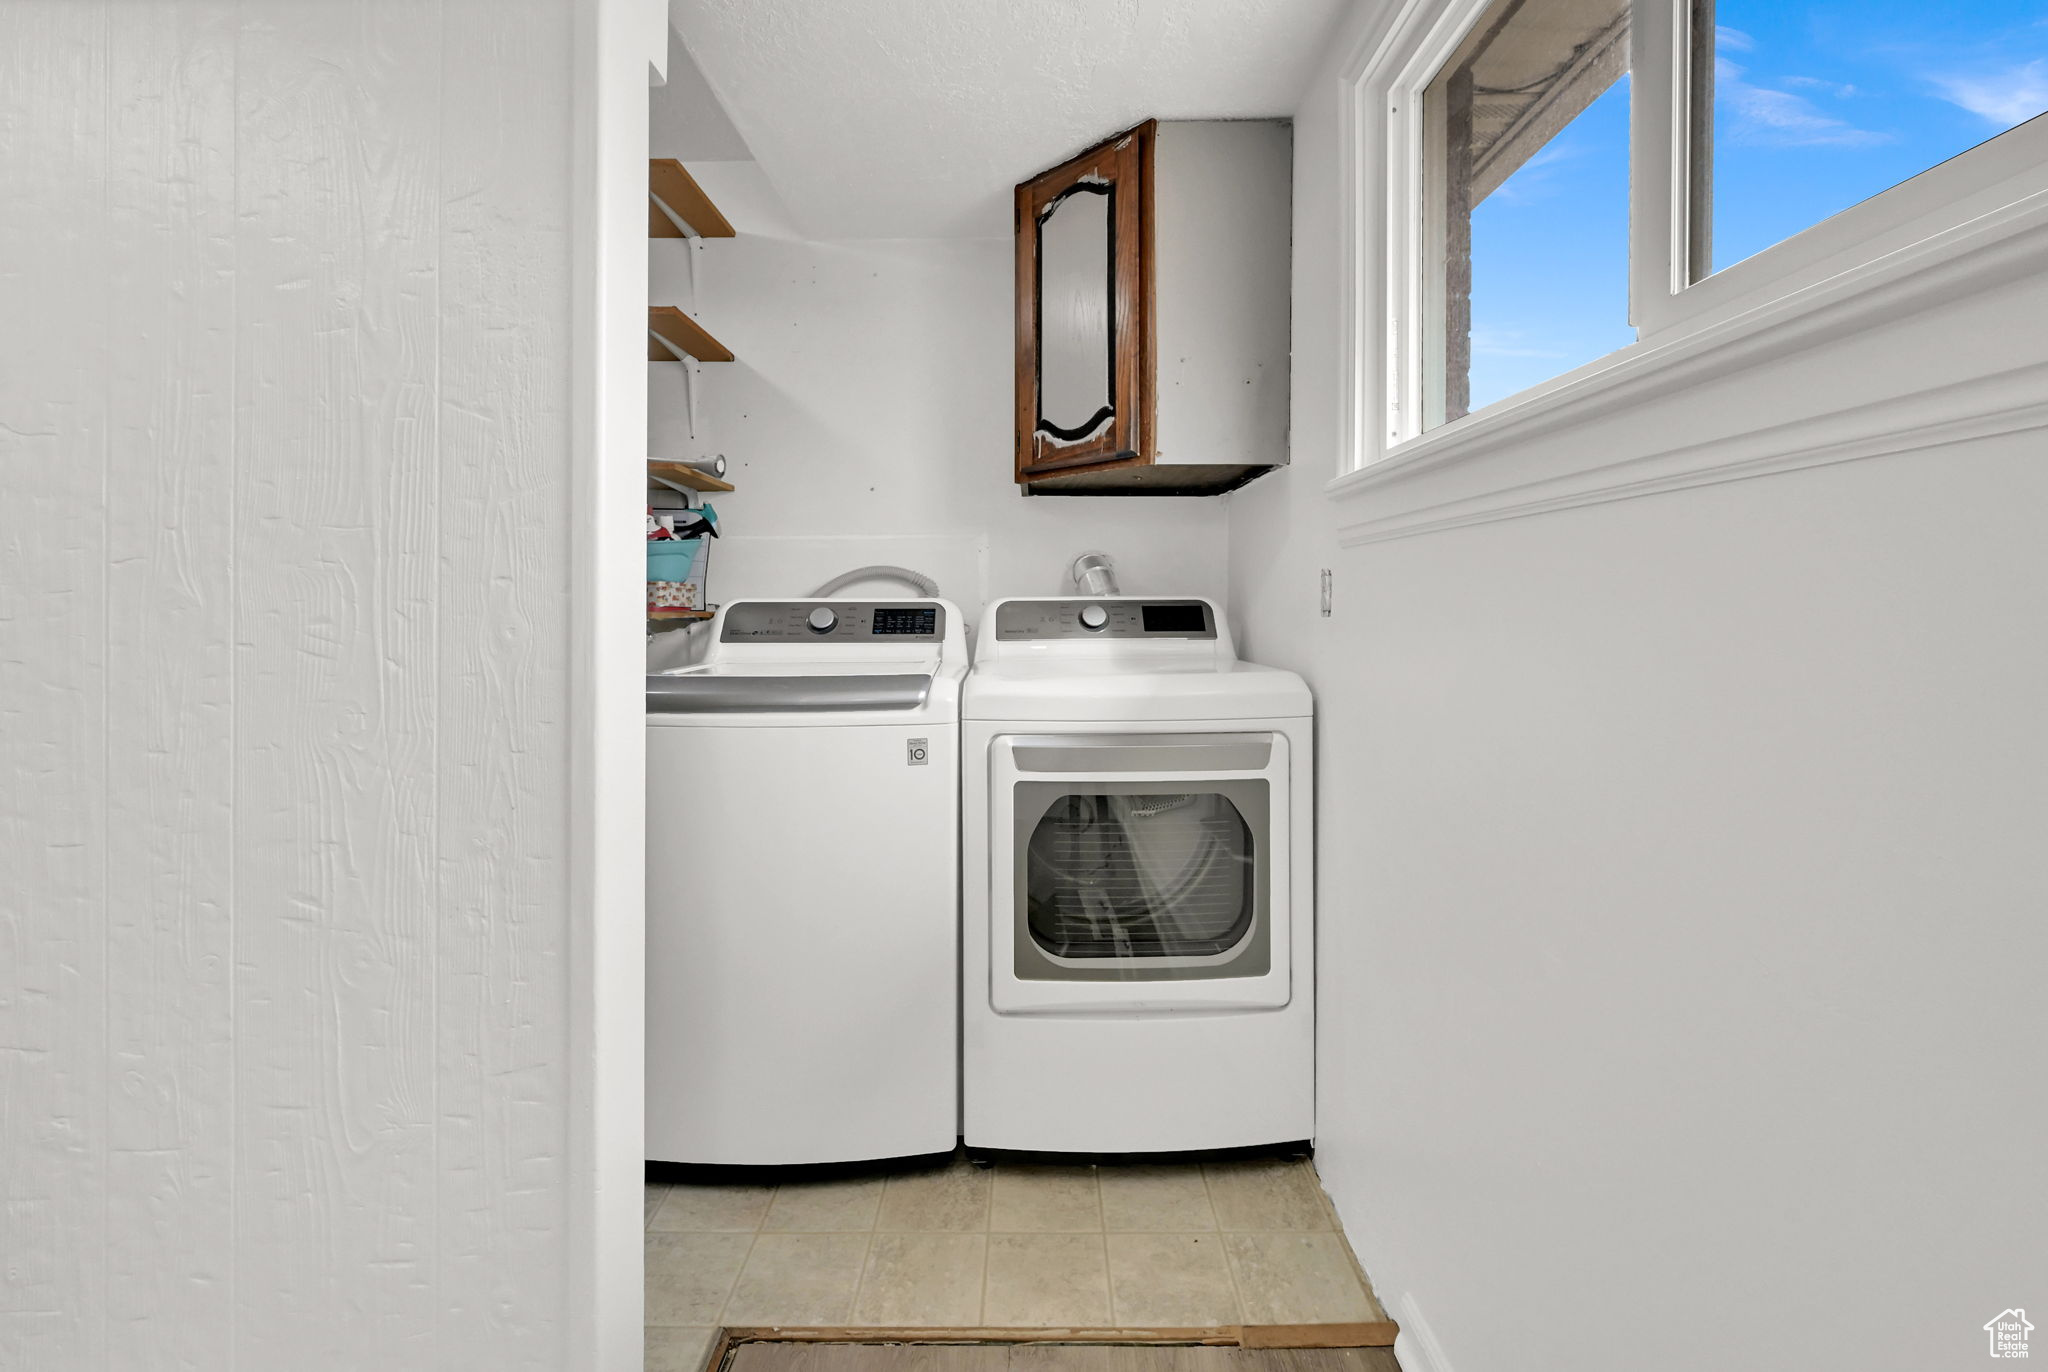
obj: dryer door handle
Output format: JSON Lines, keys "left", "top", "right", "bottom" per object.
{"left": 1008, "top": 733, "right": 1273, "bottom": 774}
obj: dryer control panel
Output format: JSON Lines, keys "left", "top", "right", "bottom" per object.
{"left": 720, "top": 601, "right": 946, "bottom": 643}
{"left": 994, "top": 598, "right": 1216, "bottom": 641}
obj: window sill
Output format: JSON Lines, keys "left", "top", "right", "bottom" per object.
{"left": 1327, "top": 187, "right": 2048, "bottom": 545}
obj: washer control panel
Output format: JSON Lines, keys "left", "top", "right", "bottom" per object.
{"left": 993, "top": 599, "right": 1216, "bottom": 641}
{"left": 721, "top": 601, "right": 945, "bottom": 643}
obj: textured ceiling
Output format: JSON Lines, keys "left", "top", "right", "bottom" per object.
{"left": 667, "top": 0, "right": 1354, "bottom": 238}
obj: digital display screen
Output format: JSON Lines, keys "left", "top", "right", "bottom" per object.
{"left": 871, "top": 607, "right": 938, "bottom": 636}
{"left": 1141, "top": 603, "right": 1206, "bottom": 634}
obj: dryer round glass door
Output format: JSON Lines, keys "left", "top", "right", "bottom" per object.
{"left": 988, "top": 731, "right": 1293, "bottom": 1013}
{"left": 1027, "top": 791, "right": 1254, "bottom": 959}
{"left": 1016, "top": 783, "right": 1268, "bottom": 980}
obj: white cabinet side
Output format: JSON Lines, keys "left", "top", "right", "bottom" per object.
{"left": 1151, "top": 119, "right": 1294, "bottom": 470}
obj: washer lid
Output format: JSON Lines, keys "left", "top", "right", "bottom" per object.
{"left": 963, "top": 659, "right": 1310, "bottom": 722}
{"left": 646, "top": 669, "right": 933, "bottom": 714}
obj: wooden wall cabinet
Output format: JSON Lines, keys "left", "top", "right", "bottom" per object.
{"left": 1014, "top": 119, "right": 1292, "bottom": 495}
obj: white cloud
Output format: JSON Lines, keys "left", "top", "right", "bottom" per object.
{"left": 1782, "top": 74, "right": 1858, "bottom": 99}
{"left": 1930, "top": 59, "right": 2048, "bottom": 128}
{"left": 1716, "top": 58, "right": 1891, "bottom": 148}
{"left": 1483, "top": 141, "right": 1580, "bottom": 206}
{"left": 1470, "top": 325, "right": 1566, "bottom": 361}
{"left": 1716, "top": 25, "right": 1756, "bottom": 53}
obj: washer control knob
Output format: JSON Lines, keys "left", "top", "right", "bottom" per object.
{"left": 1078, "top": 604, "right": 1109, "bottom": 631}
{"left": 807, "top": 606, "right": 838, "bottom": 634}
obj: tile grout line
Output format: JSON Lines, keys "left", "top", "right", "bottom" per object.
{"left": 859, "top": 1187, "right": 883, "bottom": 1320}
{"left": 846, "top": 1213, "right": 878, "bottom": 1324}
{"left": 846, "top": 1208, "right": 870, "bottom": 1324}
{"left": 650, "top": 1183, "right": 681, "bottom": 1232}
{"left": 1294, "top": 1158, "right": 1385, "bottom": 1317}
{"left": 1202, "top": 1164, "right": 1254, "bottom": 1325}
{"left": 1305, "top": 1159, "right": 1390, "bottom": 1319}
{"left": 1094, "top": 1166, "right": 1115, "bottom": 1326}
{"left": 979, "top": 1158, "right": 995, "bottom": 1325}
{"left": 855, "top": 1168, "right": 915, "bottom": 1321}
{"left": 711, "top": 1185, "right": 773, "bottom": 1327}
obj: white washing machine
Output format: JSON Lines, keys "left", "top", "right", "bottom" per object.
{"left": 646, "top": 598, "right": 964, "bottom": 1166}
{"left": 962, "top": 596, "right": 1314, "bottom": 1153}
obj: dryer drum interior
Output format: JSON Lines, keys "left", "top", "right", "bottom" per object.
{"left": 1025, "top": 791, "right": 1256, "bottom": 958}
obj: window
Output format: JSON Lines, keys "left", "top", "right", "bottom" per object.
{"left": 1374, "top": 0, "right": 2048, "bottom": 450}
{"left": 1422, "top": 0, "right": 1636, "bottom": 427}
{"left": 1692, "top": 0, "right": 2048, "bottom": 279}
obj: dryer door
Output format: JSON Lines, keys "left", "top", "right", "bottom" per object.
{"left": 989, "top": 732, "right": 1291, "bottom": 1014}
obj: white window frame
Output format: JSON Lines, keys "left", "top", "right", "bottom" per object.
{"left": 1633, "top": 0, "right": 2048, "bottom": 338}
{"left": 1330, "top": 0, "right": 2048, "bottom": 535}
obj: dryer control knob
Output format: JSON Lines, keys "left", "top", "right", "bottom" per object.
{"left": 807, "top": 606, "right": 838, "bottom": 633}
{"left": 1078, "top": 604, "right": 1109, "bottom": 631}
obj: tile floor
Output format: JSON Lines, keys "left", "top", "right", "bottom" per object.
{"left": 645, "top": 1153, "right": 1384, "bottom": 1372}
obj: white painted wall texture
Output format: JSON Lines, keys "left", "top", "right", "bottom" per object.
{"left": 0, "top": 2, "right": 585, "bottom": 1366}
{"left": 647, "top": 162, "right": 1230, "bottom": 645}
{"left": 1233, "top": 9, "right": 2048, "bottom": 1372}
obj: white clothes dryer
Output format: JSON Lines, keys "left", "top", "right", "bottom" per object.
{"left": 962, "top": 597, "right": 1313, "bottom": 1153}
{"left": 646, "top": 599, "right": 963, "bottom": 1166}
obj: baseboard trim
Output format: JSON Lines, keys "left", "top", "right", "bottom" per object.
{"left": 1390, "top": 1296, "right": 1454, "bottom": 1372}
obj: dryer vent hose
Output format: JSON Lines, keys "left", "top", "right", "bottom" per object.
{"left": 808, "top": 565, "right": 941, "bottom": 598}
{"left": 1071, "top": 552, "right": 1120, "bottom": 597}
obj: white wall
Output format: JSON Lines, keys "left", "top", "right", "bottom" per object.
{"left": 647, "top": 162, "right": 1230, "bottom": 646}
{"left": 0, "top": 2, "right": 594, "bottom": 1366}
{"left": 1233, "top": 10, "right": 2048, "bottom": 1372}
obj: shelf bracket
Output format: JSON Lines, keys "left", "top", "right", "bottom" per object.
{"left": 683, "top": 357, "right": 698, "bottom": 440}
{"left": 682, "top": 245, "right": 699, "bottom": 438}
{"left": 646, "top": 327, "right": 701, "bottom": 438}
{"left": 648, "top": 328, "right": 692, "bottom": 363}
{"left": 651, "top": 196, "right": 693, "bottom": 239}
{"left": 647, "top": 471, "right": 700, "bottom": 508}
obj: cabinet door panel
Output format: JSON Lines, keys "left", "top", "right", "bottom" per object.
{"left": 1014, "top": 121, "right": 1153, "bottom": 479}
{"left": 1036, "top": 185, "right": 1113, "bottom": 440}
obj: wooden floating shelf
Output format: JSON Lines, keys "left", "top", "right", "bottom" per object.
{"left": 648, "top": 305, "right": 733, "bottom": 363}
{"left": 647, "top": 607, "right": 715, "bottom": 622}
{"left": 647, "top": 460, "right": 735, "bottom": 493}
{"left": 649, "top": 159, "right": 735, "bottom": 239}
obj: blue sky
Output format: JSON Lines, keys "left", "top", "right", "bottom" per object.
{"left": 1464, "top": 1, "right": 2048, "bottom": 415}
